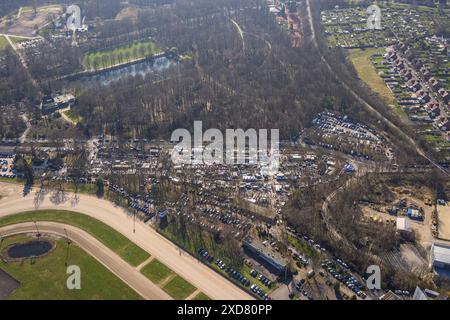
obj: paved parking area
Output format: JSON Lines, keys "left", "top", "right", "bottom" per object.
{"left": 0, "top": 157, "right": 15, "bottom": 178}
{"left": 0, "top": 268, "right": 20, "bottom": 300}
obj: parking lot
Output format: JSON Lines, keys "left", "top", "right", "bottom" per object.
{"left": 197, "top": 247, "right": 274, "bottom": 300}
{"left": 0, "top": 157, "right": 16, "bottom": 178}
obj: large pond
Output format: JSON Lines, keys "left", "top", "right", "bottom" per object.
{"left": 7, "top": 240, "right": 53, "bottom": 259}
{"left": 75, "top": 56, "right": 178, "bottom": 86}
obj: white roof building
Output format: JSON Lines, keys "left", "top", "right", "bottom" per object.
{"left": 396, "top": 217, "right": 411, "bottom": 232}
{"left": 431, "top": 242, "right": 450, "bottom": 270}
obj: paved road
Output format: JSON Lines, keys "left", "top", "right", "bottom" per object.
{"left": 19, "top": 114, "right": 31, "bottom": 144}
{"left": 0, "top": 182, "right": 253, "bottom": 300}
{"left": 0, "top": 221, "right": 171, "bottom": 300}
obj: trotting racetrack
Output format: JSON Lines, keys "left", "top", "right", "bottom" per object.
{"left": 0, "top": 182, "right": 253, "bottom": 300}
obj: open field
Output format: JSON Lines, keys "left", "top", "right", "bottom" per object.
{"left": 140, "top": 258, "right": 200, "bottom": 299}
{"left": 347, "top": 48, "right": 407, "bottom": 117}
{"left": 63, "top": 110, "right": 80, "bottom": 124}
{"left": 192, "top": 292, "right": 211, "bottom": 300}
{"left": 0, "top": 5, "right": 63, "bottom": 37}
{"left": 20, "top": 5, "right": 62, "bottom": 14}
{"left": 141, "top": 259, "right": 174, "bottom": 284}
{"left": 0, "top": 35, "right": 11, "bottom": 51}
{"left": 438, "top": 204, "right": 450, "bottom": 241}
{"left": 0, "top": 210, "right": 150, "bottom": 267}
{"left": 0, "top": 234, "right": 141, "bottom": 300}
{"left": 115, "top": 7, "right": 140, "bottom": 20}
{"left": 84, "top": 40, "right": 159, "bottom": 70}
{"left": 162, "top": 275, "right": 197, "bottom": 300}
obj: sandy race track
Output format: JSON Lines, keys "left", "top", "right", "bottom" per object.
{"left": 0, "top": 182, "right": 252, "bottom": 300}
{"left": 0, "top": 221, "right": 171, "bottom": 300}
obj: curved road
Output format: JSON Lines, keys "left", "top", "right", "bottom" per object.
{"left": 0, "top": 221, "right": 171, "bottom": 300}
{"left": 0, "top": 183, "right": 253, "bottom": 300}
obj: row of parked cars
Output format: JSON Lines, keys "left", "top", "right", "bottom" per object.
{"left": 198, "top": 248, "right": 270, "bottom": 300}
{"left": 198, "top": 248, "right": 215, "bottom": 263}
{"left": 109, "top": 184, "right": 156, "bottom": 222}
{"left": 286, "top": 226, "right": 327, "bottom": 254}
{"left": 0, "top": 159, "right": 14, "bottom": 178}
{"left": 250, "top": 284, "right": 269, "bottom": 299}
{"left": 322, "top": 260, "right": 366, "bottom": 299}
{"left": 249, "top": 269, "right": 272, "bottom": 288}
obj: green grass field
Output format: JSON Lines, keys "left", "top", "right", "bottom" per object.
{"left": 0, "top": 210, "right": 149, "bottom": 267}
{"left": 348, "top": 48, "right": 394, "bottom": 104}
{"left": 162, "top": 275, "right": 197, "bottom": 300}
{"left": 20, "top": 5, "right": 62, "bottom": 14}
{"left": 0, "top": 177, "right": 26, "bottom": 184}
{"left": 140, "top": 259, "right": 200, "bottom": 300}
{"left": 0, "top": 235, "right": 141, "bottom": 300}
{"left": 9, "top": 36, "right": 28, "bottom": 44}
{"left": 348, "top": 48, "right": 407, "bottom": 118}
{"left": 63, "top": 110, "right": 80, "bottom": 124}
{"left": 192, "top": 292, "right": 211, "bottom": 300}
{"left": 141, "top": 259, "right": 174, "bottom": 284}
{"left": 84, "top": 40, "right": 158, "bottom": 70}
{"left": 0, "top": 36, "right": 11, "bottom": 51}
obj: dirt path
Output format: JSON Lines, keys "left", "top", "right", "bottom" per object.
{"left": 229, "top": 17, "right": 245, "bottom": 55}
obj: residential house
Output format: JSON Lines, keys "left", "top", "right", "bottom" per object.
{"left": 438, "top": 88, "right": 450, "bottom": 104}
{"left": 407, "top": 79, "right": 421, "bottom": 92}
{"left": 424, "top": 102, "right": 440, "bottom": 118}
{"left": 437, "top": 116, "right": 450, "bottom": 131}
{"left": 400, "top": 69, "right": 413, "bottom": 80}
{"left": 418, "top": 90, "right": 430, "bottom": 103}
{"left": 429, "top": 77, "right": 441, "bottom": 91}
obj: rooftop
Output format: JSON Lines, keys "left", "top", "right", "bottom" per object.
{"left": 432, "top": 242, "right": 450, "bottom": 265}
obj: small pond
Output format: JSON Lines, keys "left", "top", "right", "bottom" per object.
{"left": 76, "top": 56, "right": 178, "bottom": 86}
{"left": 7, "top": 240, "right": 53, "bottom": 259}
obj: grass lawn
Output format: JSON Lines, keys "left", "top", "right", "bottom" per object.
{"left": 423, "top": 134, "right": 450, "bottom": 148}
{"left": 347, "top": 48, "right": 407, "bottom": 118}
{"left": 287, "top": 234, "right": 320, "bottom": 260}
{"left": 0, "top": 235, "right": 141, "bottom": 300}
{"left": 0, "top": 177, "right": 26, "bottom": 184}
{"left": 21, "top": 5, "right": 62, "bottom": 14}
{"left": 141, "top": 259, "right": 174, "bottom": 284}
{"left": 0, "top": 36, "right": 11, "bottom": 51}
{"left": 9, "top": 36, "right": 28, "bottom": 44}
{"left": 63, "top": 110, "right": 80, "bottom": 124}
{"left": 0, "top": 210, "right": 149, "bottom": 267}
{"left": 84, "top": 40, "right": 159, "bottom": 70}
{"left": 162, "top": 275, "right": 197, "bottom": 300}
{"left": 192, "top": 292, "right": 210, "bottom": 300}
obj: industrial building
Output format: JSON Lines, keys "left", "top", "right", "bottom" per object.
{"left": 40, "top": 94, "right": 76, "bottom": 115}
{"left": 243, "top": 239, "right": 288, "bottom": 274}
{"left": 430, "top": 242, "right": 450, "bottom": 270}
